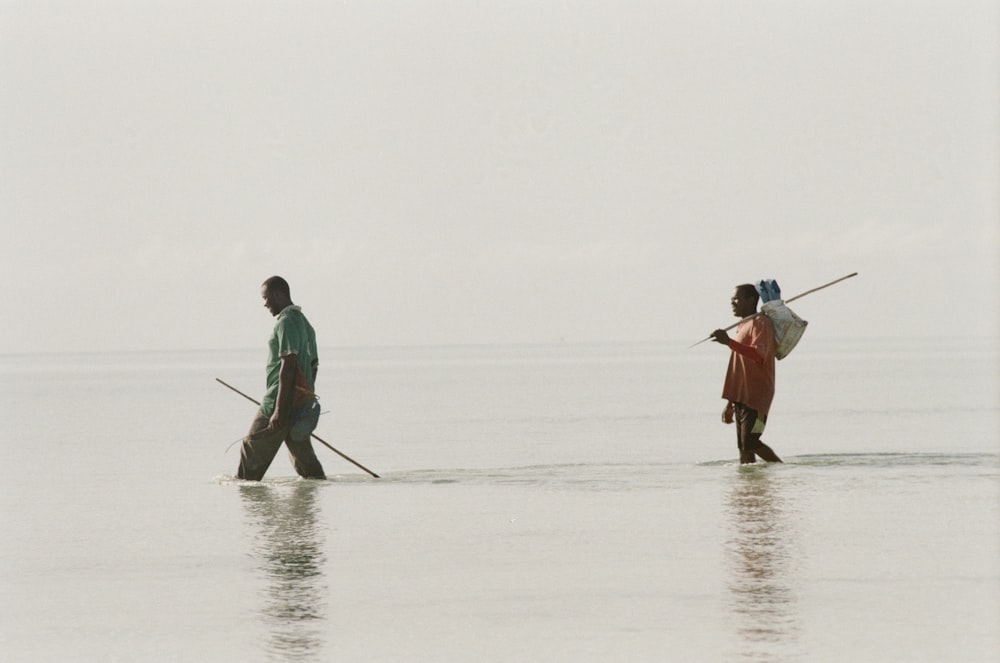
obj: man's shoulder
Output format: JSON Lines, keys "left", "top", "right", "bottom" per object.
{"left": 753, "top": 313, "right": 777, "bottom": 351}
{"left": 737, "top": 314, "right": 770, "bottom": 334}
{"left": 740, "top": 314, "right": 774, "bottom": 345}
{"left": 274, "top": 307, "right": 314, "bottom": 339}
{"left": 275, "top": 306, "right": 307, "bottom": 325}
{"left": 750, "top": 313, "right": 773, "bottom": 330}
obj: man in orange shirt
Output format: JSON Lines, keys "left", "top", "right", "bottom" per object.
{"left": 712, "top": 284, "right": 783, "bottom": 464}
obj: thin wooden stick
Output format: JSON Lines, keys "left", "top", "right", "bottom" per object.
{"left": 687, "top": 272, "right": 858, "bottom": 349}
{"left": 784, "top": 272, "right": 858, "bottom": 304}
{"left": 216, "top": 378, "right": 380, "bottom": 478}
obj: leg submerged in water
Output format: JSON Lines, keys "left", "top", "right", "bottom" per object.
{"left": 237, "top": 414, "right": 286, "bottom": 481}
{"left": 286, "top": 400, "right": 325, "bottom": 480}
{"left": 734, "top": 403, "right": 782, "bottom": 464}
{"left": 285, "top": 438, "right": 326, "bottom": 480}
{"left": 755, "top": 443, "right": 783, "bottom": 463}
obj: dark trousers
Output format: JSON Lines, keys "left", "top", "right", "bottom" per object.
{"left": 734, "top": 403, "right": 766, "bottom": 453}
{"left": 733, "top": 402, "right": 781, "bottom": 464}
{"left": 237, "top": 402, "right": 325, "bottom": 481}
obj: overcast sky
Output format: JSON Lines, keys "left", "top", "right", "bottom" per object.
{"left": 2, "top": 1, "right": 997, "bottom": 354}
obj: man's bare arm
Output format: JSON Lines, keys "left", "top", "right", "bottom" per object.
{"left": 270, "top": 353, "right": 299, "bottom": 428}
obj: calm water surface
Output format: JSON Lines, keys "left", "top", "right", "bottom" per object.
{"left": 1, "top": 338, "right": 997, "bottom": 661}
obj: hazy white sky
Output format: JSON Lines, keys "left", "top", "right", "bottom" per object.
{"left": 2, "top": 1, "right": 997, "bottom": 353}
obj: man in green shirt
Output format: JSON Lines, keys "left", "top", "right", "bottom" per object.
{"left": 237, "top": 276, "right": 326, "bottom": 481}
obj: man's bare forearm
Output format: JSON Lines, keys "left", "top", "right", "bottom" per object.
{"left": 272, "top": 353, "right": 299, "bottom": 425}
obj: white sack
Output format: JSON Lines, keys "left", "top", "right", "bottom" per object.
{"left": 761, "top": 300, "right": 808, "bottom": 360}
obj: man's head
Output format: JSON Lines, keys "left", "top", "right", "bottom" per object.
{"left": 730, "top": 284, "right": 759, "bottom": 318}
{"left": 261, "top": 276, "right": 292, "bottom": 317}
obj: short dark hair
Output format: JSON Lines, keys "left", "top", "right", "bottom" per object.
{"left": 735, "top": 283, "right": 759, "bottom": 306}
{"left": 262, "top": 276, "right": 290, "bottom": 297}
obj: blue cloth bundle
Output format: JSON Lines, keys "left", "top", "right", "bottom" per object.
{"left": 755, "top": 279, "right": 782, "bottom": 303}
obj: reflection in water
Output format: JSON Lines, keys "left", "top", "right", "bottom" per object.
{"left": 725, "top": 468, "right": 800, "bottom": 660}
{"left": 240, "top": 482, "right": 327, "bottom": 662}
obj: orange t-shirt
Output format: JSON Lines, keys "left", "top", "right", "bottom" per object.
{"left": 721, "top": 315, "right": 776, "bottom": 416}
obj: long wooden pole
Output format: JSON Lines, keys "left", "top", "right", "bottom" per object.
{"left": 216, "top": 378, "right": 380, "bottom": 478}
{"left": 687, "top": 272, "right": 858, "bottom": 349}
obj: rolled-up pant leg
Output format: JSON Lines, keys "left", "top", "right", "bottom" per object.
{"left": 237, "top": 414, "right": 287, "bottom": 481}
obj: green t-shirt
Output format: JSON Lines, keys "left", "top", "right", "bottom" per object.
{"left": 260, "top": 306, "right": 318, "bottom": 418}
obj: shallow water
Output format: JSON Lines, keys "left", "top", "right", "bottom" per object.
{"left": 1, "top": 339, "right": 997, "bottom": 661}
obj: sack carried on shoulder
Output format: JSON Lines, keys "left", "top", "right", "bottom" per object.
{"left": 761, "top": 300, "right": 808, "bottom": 360}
